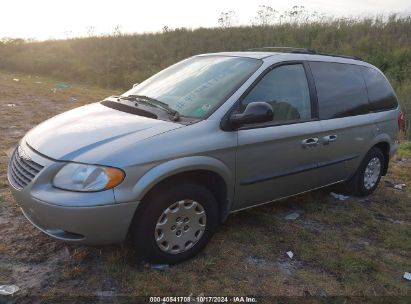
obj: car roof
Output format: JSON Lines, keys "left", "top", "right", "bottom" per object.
{"left": 197, "top": 51, "right": 373, "bottom": 67}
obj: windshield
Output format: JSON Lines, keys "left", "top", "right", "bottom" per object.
{"left": 123, "top": 56, "right": 262, "bottom": 118}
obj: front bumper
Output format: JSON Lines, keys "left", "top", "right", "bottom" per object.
{"left": 7, "top": 142, "right": 139, "bottom": 245}
{"left": 14, "top": 192, "right": 138, "bottom": 244}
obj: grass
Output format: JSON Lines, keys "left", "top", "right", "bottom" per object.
{"left": 397, "top": 141, "right": 411, "bottom": 158}
{"left": 0, "top": 71, "right": 410, "bottom": 300}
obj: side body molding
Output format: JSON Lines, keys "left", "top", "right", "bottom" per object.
{"left": 132, "top": 156, "right": 235, "bottom": 215}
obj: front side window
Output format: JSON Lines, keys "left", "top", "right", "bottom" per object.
{"left": 241, "top": 64, "right": 311, "bottom": 124}
{"left": 309, "top": 62, "right": 370, "bottom": 119}
{"left": 124, "top": 56, "right": 262, "bottom": 118}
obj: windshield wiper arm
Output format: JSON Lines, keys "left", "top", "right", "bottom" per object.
{"left": 121, "top": 95, "right": 180, "bottom": 121}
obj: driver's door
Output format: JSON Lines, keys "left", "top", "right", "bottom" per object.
{"left": 233, "top": 62, "right": 323, "bottom": 210}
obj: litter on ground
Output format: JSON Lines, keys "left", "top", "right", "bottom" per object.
{"left": 6, "top": 103, "right": 16, "bottom": 107}
{"left": 394, "top": 184, "right": 406, "bottom": 190}
{"left": 286, "top": 251, "right": 294, "bottom": 259}
{"left": 330, "top": 192, "right": 349, "bottom": 201}
{"left": 285, "top": 212, "right": 300, "bottom": 220}
{"left": 69, "top": 97, "right": 78, "bottom": 102}
{"left": 150, "top": 264, "right": 170, "bottom": 270}
{"left": 385, "top": 180, "right": 406, "bottom": 190}
{"left": 403, "top": 272, "right": 411, "bottom": 281}
{"left": 395, "top": 157, "right": 407, "bottom": 164}
{"left": 0, "top": 284, "right": 20, "bottom": 295}
{"left": 12, "top": 78, "right": 19, "bottom": 82}
{"left": 384, "top": 179, "right": 395, "bottom": 187}
{"left": 55, "top": 82, "right": 71, "bottom": 89}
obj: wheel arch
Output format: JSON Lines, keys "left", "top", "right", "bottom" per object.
{"left": 132, "top": 156, "right": 234, "bottom": 222}
{"left": 372, "top": 141, "right": 390, "bottom": 175}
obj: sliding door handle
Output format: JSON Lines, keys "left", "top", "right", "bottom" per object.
{"left": 302, "top": 137, "right": 319, "bottom": 148}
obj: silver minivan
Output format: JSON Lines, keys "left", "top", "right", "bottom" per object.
{"left": 8, "top": 49, "right": 402, "bottom": 263}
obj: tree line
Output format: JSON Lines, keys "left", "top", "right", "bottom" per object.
{"left": 0, "top": 10, "right": 410, "bottom": 136}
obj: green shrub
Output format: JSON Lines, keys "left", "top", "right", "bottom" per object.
{"left": 1, "top": 15, "right": 410, "bottom": 137}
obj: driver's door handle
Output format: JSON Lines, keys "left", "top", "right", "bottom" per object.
{"left": 302, "top": 137, "right": 319, "bottom": 148}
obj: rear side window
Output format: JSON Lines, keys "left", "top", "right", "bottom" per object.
{"left": 360, "top": 67, "right": 398, "bottom": 111}
{"left": 309, "top": 62, "right": 370, "bottom": 119}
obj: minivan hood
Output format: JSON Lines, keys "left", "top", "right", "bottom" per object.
{"left": 25, "top": 103, "right": 183, "bottom": 161}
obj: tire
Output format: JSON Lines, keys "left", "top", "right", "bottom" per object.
{"left": 131, "top": 183, "right": 219, "bottom": 264}
{"left": 345, "top": 147, "right": 385, "bottom": 197}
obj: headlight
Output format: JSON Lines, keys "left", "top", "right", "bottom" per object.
{"left": 53, "top": 163, "right": 125, "bottom": 192}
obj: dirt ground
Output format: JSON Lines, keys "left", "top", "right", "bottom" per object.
{"left": 0, "top": 72, "right": 410, "bottom": 303}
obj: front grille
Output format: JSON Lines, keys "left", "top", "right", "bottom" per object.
{"left": 9, "top": 147, "right": 43, "bottom": 189}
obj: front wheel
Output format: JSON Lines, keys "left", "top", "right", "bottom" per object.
{"left": 132, "top": 183, "right": 219, "bottom": 264}
{"left": 345, "top": 147, "right": 385, "bottom": 197}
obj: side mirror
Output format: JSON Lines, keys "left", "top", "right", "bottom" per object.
{"left": 133, "top": 83, "right": 139, "bottom": 88}
{"left": 228, "top": 102, "right": 273, "bottom": 126}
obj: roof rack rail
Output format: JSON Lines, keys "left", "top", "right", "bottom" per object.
{"left": 245, "top": 46, "right": 363, "bottom": 61}
{"left": 315, "top": 52, "right": 363, "bottom": 61}
{"left": 246, "top": 47, "right": 316, "bottom": 54}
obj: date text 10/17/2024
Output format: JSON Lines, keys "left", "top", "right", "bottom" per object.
{"left": 149, "top": 296, "right": 258, "bottom": 303}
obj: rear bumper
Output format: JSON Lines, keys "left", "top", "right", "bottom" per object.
{"left": 390, "top": 141, "right": 399, "bottom": 158}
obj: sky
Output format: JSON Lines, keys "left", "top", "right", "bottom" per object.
{"left": 1, "top": 0, "right": 410, "bottom": 40}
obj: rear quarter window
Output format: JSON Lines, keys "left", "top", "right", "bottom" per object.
{"left": 360, "top": 66, "right": 398, "bottom": 111}
{"left": 309, "top": 62, "right": 370, "bottom": 119}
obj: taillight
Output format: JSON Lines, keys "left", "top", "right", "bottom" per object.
{"left": 398, "top": 111, "right": 405, "bottom": 130}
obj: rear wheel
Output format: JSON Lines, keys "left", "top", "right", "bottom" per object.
{"left": 345, "top": 147, "right": 385, "bottom": 196}
{"left": 132, "top": 183, "right": 219, "bottom": 264}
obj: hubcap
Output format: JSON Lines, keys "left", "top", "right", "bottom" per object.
{"left": 363, "top": 157, "right": 381, "bottom": 190}
{"left": 155, "top": 200, "right": 206, "bottom": 254}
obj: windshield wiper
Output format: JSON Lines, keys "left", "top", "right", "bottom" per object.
{"left": 120, "top": 95, "right": 180, "bottom": 121}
